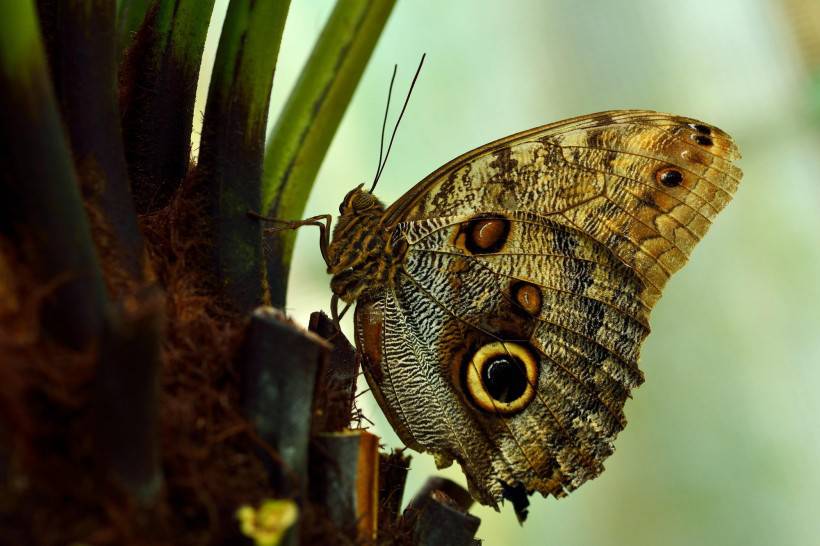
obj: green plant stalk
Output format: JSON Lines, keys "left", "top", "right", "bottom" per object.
{"left": 198, "top": 0, "right": 291, "bottom": 312}
{"left": 262, "top": 0, "right": 396, "bottom": 308}
{"left": 0, "top": 0, "right": 108, "bottom": 348}
{"left": 120, "top": 0, "right": 215, "bottom": 213}
{"left": 116, "top": 0, "right": 152, "bottom": 58}
{"left": 37, "top": 0, "right": 149, "bottom": 292}
{"left": 167, "top": 1, "right": 216, "bottom": 74}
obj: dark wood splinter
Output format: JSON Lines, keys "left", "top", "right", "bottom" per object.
{"left": 403, "top": 477, "right": 480, "bottom": 546}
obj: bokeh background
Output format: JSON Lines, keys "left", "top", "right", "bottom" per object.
{"left": 198, "top": 1, "right": 820, "bottom": 544}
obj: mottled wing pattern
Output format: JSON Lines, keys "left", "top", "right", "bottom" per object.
{"left": 384, "top": 110, "right": 742, "bottom": 306}
{"left": 357, "top": 214, "right": 648, "bottom": 506}
{"left": 356, "top": 110, "right": 741, "bottom": 509}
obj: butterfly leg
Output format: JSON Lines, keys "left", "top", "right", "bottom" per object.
{"left": 248, "top": 211, "right": 333, "bottom": 267}
{"left": 329, "top": 293, "right": 353, "bottom": 333}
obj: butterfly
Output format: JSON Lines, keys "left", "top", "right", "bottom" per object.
{"left": 263, "top": 106, "right": 742, "bottom": 520}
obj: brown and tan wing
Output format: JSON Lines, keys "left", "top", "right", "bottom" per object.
{"left": 384, "top": 110, "right": 742, "bottom": 307}
{"left": 356, "top": 110, "right": 741, "bottom": 513}
{"left": 357, "top": 212, "right": 651, "bottom": 510}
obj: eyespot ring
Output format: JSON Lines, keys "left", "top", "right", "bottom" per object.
{"left": 463, "top": 341, "right": 539, "bottom": 415}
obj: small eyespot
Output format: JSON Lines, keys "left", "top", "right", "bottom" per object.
{"left": 512, "top": 281, "right": 542, "bottom": 316}
{"left": 464, "top": 217, "right": 510, "bottom": 254}
{"left": 656, "top": 167, "right": 683, "bottom": 188}
{"left": 689, "top": 123, "right": 712, "bottom": 135}
{"left": 693, "top": 134, "right": 713, "bottom": 146}
{"left": 463, "top": 342, "right": 538, "bottom": 415}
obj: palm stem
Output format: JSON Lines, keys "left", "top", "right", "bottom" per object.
{"left": 197, "top": 0, "right": 291, "bottom": 312}
{"left": 120, "top": 0, "right": 216, "bottom": 213}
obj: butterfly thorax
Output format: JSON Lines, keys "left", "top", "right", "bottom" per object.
{"left": 327, "top": 187, "right": 404, "bottom": 304}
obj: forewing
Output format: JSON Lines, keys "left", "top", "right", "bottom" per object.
{"left": 385, "top": 110, "right": 742, "bottom": 307}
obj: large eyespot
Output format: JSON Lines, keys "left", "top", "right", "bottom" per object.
{"left": 463, "top": 342, "right": 539, "bottom": 415}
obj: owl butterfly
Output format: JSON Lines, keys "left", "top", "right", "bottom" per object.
{"left": 288, "top": 109, "right": 741, "bottom": 520}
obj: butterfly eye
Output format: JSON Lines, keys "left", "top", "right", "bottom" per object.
{"left": 463, "top": 342, "right": 538, "bottom": 415}
{"left": 339, "top": 188, "right": 357, "bottom": 213}
{"left": 351, "top": 191, "right": 376, "bottom": 212}
{"left": 339, "top": 184, "right": 372, "bottom": 213}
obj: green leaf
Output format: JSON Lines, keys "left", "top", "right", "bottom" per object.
{"left": 166, "top": 0, "right": 215, "bottom": 73}
{"left": 0, "top": 0, "right": 40, "bottom": 82}
{"left": 810, "top": 71, "right": 820, "bottom": 128}
{"left": 116, "top": 0, "right": 153, "bottom": 58}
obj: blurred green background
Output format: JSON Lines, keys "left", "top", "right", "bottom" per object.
{"left": 200, "top": 1, "right": 820, "bottom": 544}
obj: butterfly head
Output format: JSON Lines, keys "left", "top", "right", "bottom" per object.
{"left": 327, "top": 185, "right": 398, "bottom": 304}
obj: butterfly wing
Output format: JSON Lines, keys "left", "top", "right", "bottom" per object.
{"left": 355, "top": 110, "right": 742, "bottom": 511}
{"left": 384, "top": 110, "right": 741, "bottom": 306}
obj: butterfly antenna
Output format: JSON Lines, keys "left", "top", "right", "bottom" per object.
{"left": 371, "top": 64, "right": 397, "bottom": 191}
{"left": 370, "top": 53, "right": 426, "bottom": 193}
